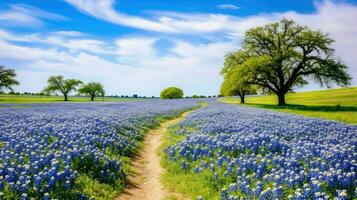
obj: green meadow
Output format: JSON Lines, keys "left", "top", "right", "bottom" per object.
{"left": 221, "top": 87, "right": 357, "bottom": 124}
{"left": 0, "top": 95, "right": 144, "bottom": 104}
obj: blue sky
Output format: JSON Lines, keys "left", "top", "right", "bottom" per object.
{"left": 0, "top": 0, "right": 356, "bottom": 96}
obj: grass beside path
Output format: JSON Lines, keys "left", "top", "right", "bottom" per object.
{"left": 69, "top": 107, "right": 202, "bottom": 200}
{"left": 160, "top": 102, "right": 218, "bottom": 200}
{"left": 221, "top": 87, "right": 357, "bottom": 124}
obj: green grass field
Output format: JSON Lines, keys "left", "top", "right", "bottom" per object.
{"left": 0, "top": 94, "right": 145, "bottom": 104}
{"left": 221, "top": 87, "right": 357, "bottom": 124}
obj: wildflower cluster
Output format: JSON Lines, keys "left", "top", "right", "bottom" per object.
{"left": 0, "top": 100, "right": 199, "bottom": 199}
{"left": 166, "top": 102, "right": 356, "bottom": 199}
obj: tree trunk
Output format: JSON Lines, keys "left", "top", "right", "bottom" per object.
{"left": 64, "top": 94, "right": 68, "bottom": 101}
{"left": 91, "top": 95, "right": 94, "bottom": 101}
{"left": 277, "top": 92, "right": 286, "bottom": 106}
{"left": 240, "top": 95, "right": 245, "bottom": 104}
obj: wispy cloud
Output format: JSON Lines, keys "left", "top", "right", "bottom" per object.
{"left": 54, "top": 31, "right": 86, "bottom": 37}
{"left": 9, "top": 4, "right": 66, "bottom": 21}
{"left": 217, "top": 4, "right": 240, "bottom": 10}
{"left": 65, "top": 0, "right": 248, "bottom": 35}
{"left": 0, "top": 4, "right": 66, "bottom": 27}
{"left": 1, "top": 0, "right": 356, "bottom": 95}
{"left": 0, "top": 28, "right": 236, "bottom": 95}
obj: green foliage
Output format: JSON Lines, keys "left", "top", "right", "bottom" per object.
{"left": 221, "top": 87, "right": 357, "bottom": 124}
{"left": 220, "top": 50, "right": 250, "bottom": 76}
{"left": 220, "top": 57, "right": 257, "bottom": 103}
{"left": 226, "top": 19, "right": 351, "bottom": 106}
{"left": 191, "top": 95, "right": 207, "bottom": 98}
{"left": 160, "top": 87, "right": 184, "bottom": 99}
{"left": 0, "top": 65, "right": 19, "bottom": 92}
{"left": 78, "top": 82, "right": 105, "bottom": 101}
{"left": 43, "top": 75, "right": 82, "bottom": 101}
{"left": 75, "top": 174, "right": 123, "bottom": 200}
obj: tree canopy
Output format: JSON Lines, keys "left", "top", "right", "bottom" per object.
{"left": 0, "top": 66, "right": 19, "bottom": 92}
{"left": 160, "top": 87, "right": 184, "bottom": 99}
{"left": 220, "top": 53, "right": 256, "bottom": 103}
{"left": 222, "top": 19, "right": 351, "bottom": 105}
{"left": 43, "top": 75, "right": 82, "bottom": 101}
{"left": 78, "top": 82, "right": 105, "bottom": 101}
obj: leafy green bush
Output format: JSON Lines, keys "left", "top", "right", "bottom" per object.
{"left": 160, "top": 87, "right": 184, "bottom": 99}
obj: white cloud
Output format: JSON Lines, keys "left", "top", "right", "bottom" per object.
{"left": 0, "top": 29, "right": 36, "bottom": 42}
{"left": 0, "top": 29, "right": 234, "bottom": 95}
{"left": 0, "top": 4, "right": 66, "bottom": 27}
{"left": 115, "top": 37, "right": 158, "bottom": 57}
{"left": 0, "top": 29, "right": 114, "bottom": 55}
{"left": 54, "top": 31, "right": 86, "bottom": 37}
{"left": 65, "top": 0, "right": 177, "bottom": 33}
{"left": 9, "top": 4, "right": 66, "bottom": 21}
{"left": 65, "top": 0, "right": 250, "bottom": 34}
{"left": 1, "top": 0, "right": 356, "bottom": 96}
{"left": 63, "top": 0, "right": 280, "bottom": 40}
{"left": 42, "top": 37, "right": 113, "bottom": 55}
{"left": 0, "top": 11, "right": 41, "bottom": 26}
{"left": 217, "top": 4, "right": 240, "bottom": 10}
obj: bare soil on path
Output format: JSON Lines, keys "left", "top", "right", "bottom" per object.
{"left": 115, "top": 112, "right": 190, "bottom": 200}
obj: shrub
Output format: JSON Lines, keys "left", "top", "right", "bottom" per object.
{"left": 160, "top": 87, "right": 184, "bottom": 99}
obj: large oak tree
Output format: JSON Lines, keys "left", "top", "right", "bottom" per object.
{"left": 228, "top": 19, "right": 351, "bottom": 105}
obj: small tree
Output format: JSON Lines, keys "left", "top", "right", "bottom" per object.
{"left": 233, "top": 19, "right": 351, "bottom": 106}
{"left": 160, "top": 87, "right": 184, "bottom": 99}
{"left": 220, "top": 57, "right": 256, "bottom": 104}
{"left": 0, "top": 66, "right": 19, "bottom": 92}
{"left": 43, "top": 75, "right": 82, "bottom": 101}
{"left": 78, "top": 82, "right": 105, "bottom": 101}
{"left": 220, "top": 74, "right": 256, "bottom": 104}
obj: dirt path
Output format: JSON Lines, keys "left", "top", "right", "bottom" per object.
{"left": 115, "top": 112, "right": 190, "bottom": 200}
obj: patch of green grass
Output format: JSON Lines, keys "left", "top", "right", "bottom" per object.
{"left": 161, "top": 162, "right": 221, "bottom": 200}
{"left": 75, "top": 174, "right": 124, "bottom": 200}
{"left": 160, "top": 126, "right": 221, "bottom": 200}
{"left": 0, "top": 94, "right": 145, "bottom": 104}
{"left": 221, "top": 87, "right": 357, "bottom": 124}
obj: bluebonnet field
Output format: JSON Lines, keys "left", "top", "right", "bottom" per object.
{"left": 165, "top": 102, "right": 357, "bottom": 199}
{"left": 0, "top": 100, "right": 199, "bottom": 199}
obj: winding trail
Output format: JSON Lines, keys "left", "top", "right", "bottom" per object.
{"left": 115, "top": 112, "right": 191, "bottom": 200}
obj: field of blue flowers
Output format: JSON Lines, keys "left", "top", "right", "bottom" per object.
{"left": 0, "top": 100, "right": 199, "bottom": 199}
{"left": 164, "top": 101, "right": 356, "bottom": 200}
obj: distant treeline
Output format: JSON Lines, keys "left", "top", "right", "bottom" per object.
{"left": 0, "top": 91, "right": 47, "bottom": 96}
{"left": 187, "top": 95, "right": 217, "bottom": 98}
{"left": 1, "top": 91, "right": 217, "bottom": 99}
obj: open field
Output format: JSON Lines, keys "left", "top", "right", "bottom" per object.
{"left": 1, "top": 99, "right": 356, "bottom": 199}
{"left": 221, "top": 87, "right": 357, "bottom": 124}
{"left": 0, "top": 100, "right": 200, "bottom": 199}
{"left": 1, "top": 1, "right": 357, "bottom": 199}
{"left": 162, "top": 101, "right": 357, "bottom": 199}
{"left": 0, "top": 95, "right": 145, "bottom": 104}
